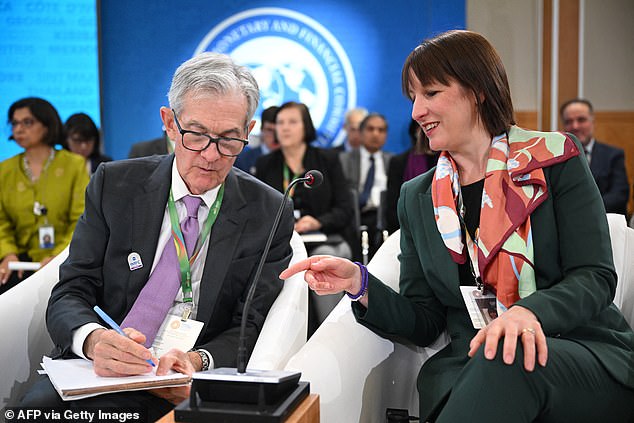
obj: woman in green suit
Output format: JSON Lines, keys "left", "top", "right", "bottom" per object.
{"left": 281, "top": 30, "right": 634, "bottom": 422}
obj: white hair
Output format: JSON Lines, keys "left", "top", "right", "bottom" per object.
{"left": 168, "top": 52, "right": 260, "bottom": 127}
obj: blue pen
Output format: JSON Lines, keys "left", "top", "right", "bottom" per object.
{"left": 93, "top": 305, "right": 155, "bottom": 367}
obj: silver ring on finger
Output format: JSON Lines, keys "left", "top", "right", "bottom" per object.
{"left": 521, "top": 327, "right": 536, "bottom": 337}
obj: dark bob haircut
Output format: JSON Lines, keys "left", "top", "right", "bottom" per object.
{"left": 402, "top": 30, "right": 515, "bottom": 138}
{"left": 8, "top": 97, "right": 63, "bottom": 146}
{"left": 63, "top": 113, "right": 102, "bottom": 159}
{"left": 276, "top": 101, "right": 317, "bottom": 144}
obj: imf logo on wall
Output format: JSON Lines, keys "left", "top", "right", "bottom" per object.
{"left": 195, "top": 7, "right": 356, "bottom": 147}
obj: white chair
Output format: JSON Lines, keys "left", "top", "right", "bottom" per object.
{"left": 0, "top": 232, "right": 308, "bottom": 409}
{"left": 248, "top": 231, "right": 308, "bottom": 370}
{"left": 0, "top": 246, "right": 68, "bottom": 409}
{"left": 607, "top": 213, "right": 634, "bottom": 327}
{"left": 285, "top": 230, "right": 449, "bottom": 423}
{"left": 285, "top": 215, "right": 634, "bottom": 422}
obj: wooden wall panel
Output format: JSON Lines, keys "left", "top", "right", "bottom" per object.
{"left": 514, "top": 110, "right": 633, "bottom": 214}
{"left": 594, "top": 111, "right": 634, "bottom": 214}
{"left": 515, "top": 111, "right": 538, "bottom": 130}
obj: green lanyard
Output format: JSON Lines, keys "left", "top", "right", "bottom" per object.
{"left": 283, "top": 163, "right": 301, "bottom": 197}
{"left": 166, "top": 184, "right": 224, "bottom": 318}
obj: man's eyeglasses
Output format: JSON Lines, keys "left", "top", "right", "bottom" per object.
{"left": 10, "top": 118, "right": 37, "bottom": 129}
{"left": 172, "top": 109, "right": 248, "bottom": 157}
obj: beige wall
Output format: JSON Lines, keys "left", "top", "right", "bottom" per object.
{"left": 467, "top": 0, "right": 634, "bottom": 112}
{"left": 583, "top": 0, "right": 634, "bottom": 109}
{"left": 467, "top": 0, "right": 540, "bottom": 111}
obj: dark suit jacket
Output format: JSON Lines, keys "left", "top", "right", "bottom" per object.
{"left": 339, "top": 147, "right": 392, "bottom": 193}
{"left": 353, "top": 137, "right": 634, "bottom": 419}
{"left": 47, "top": 155, "right": 294, "bottom": 368}
{"left": 254, "top": 147, "right": 354, "bottom": 235}
{"left": 589, "top": 140, "right": 629, "bottom": 214}
{"left": 128, "top": 135, "right": 170, "bottom": 158}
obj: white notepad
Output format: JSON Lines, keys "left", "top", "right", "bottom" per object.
{"left": 41, "top": 356, "right": 191, "bottom": 401}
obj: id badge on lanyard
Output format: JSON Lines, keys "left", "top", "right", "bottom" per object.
{"left": 34, "top": 201, "right": 55, "bottom": 250}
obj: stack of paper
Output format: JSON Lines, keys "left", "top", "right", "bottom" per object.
{"left": 41, "top": 356, "right": 191, "bottom": 401}
{"left": 300, "top": 232, "right": 328, "bottom": 244}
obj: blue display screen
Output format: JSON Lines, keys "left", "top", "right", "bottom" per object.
{"left": 0, "top": 0, "right": 100, "bottom": 162}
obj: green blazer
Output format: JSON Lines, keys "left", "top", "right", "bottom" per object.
{"left": 353, "top": 135, "right": 634, "bottom": 419}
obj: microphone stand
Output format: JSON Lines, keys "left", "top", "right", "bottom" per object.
{"left": 175, "top": 172, "right": 322, "bottom": 420}
{"left": 237, "top": 171, "right": 319, "bottom": 373}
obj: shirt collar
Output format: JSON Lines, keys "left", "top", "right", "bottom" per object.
{"left": 360, "top": 146, "right": 375, "bottom": 161}
{"left": 170, "top": 159, "right": 219, "bottom": 208}
{"left": 585, "top": 138, "right": 596, "bottom": 154}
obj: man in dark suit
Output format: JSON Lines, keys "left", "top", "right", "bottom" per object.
{"left": 128, "top": 132, "right": 172, "bottom": 158}
{"left": 560, "top": 98, "right": 629, "bottom": 214}
{"left": 22, "top": 53, "right": 294, "bottom": 420}
{"left": 339, "top": 113, "right": 392, "bottom": 260}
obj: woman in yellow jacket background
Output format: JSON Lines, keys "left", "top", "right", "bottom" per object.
{"left": 0, "top": 97, "right": 89, "bottom": 293}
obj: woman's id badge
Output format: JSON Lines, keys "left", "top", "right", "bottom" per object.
{"left": 38, "top": 225, "right": 55, "bottom": 249}
{"left": 460, "top": 286, "right": 505, "bottom": 329}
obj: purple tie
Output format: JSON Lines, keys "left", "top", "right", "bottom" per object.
{"left": 121, "top": 195, "right": 202, "bottom": 347}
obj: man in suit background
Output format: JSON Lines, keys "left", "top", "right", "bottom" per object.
{"left": 560, "top": 98, "right": 629, "bottom": 215}
{"left": 128, "top": 131, "right": 173, "bottom": 158}
{"left": 340, "top": 113, "right": 392, "bottom": 260}
{"left": 334, "top": 107, "right": 367, "bottom": 152}
{"left": 21, "top": 53, "right": 294, "bottom": 420}
{"left": 234, "top": 105, "right": 280, "bottom": 174}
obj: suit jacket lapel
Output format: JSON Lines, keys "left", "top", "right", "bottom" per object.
{"left": 589, "top": 142, "right": 602, "bottom": 176}
{"left": 128, "top": 156, "right": 173, "bottom": 296}
{"left": 381, "top": 152, "right": 391, "bottom": 172}
{"left": 196, "top": 170, "right": 245, "bottom": 329}
{"left": 351, "top": 149, "right": 361, "bottom": 188}
{"left": 419, "top": 190, "right": 461, "bottom": 301}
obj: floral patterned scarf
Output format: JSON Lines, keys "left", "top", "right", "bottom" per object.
{"left": 432, "top": 126, "right": 579, "bottom": 307}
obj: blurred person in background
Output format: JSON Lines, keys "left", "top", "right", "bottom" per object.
{"left": 255, "top": 101, "right": 354, "bottom": 337}
{"left": 234, "top": 105, "right": 280, "bottom": 174}
{"left": 560, "top": 98, "right": 629, "bottom": 215}
{"left": 335, "top": 107, "right": 368, "bottom": 152}
{"left": 0, "top": 97, "right": 89, "bottom": 293}
{"left": 339, "top": 112, "right": 392, "bottom": 260}
{"left": 63, "top": 112, "right": 112, "bottom": 175}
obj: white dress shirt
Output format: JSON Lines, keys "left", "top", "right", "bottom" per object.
{"left": 359, "top": 147, "right": 387, "bottom": 210}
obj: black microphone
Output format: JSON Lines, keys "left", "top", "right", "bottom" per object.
{"left": 302, "top": 169, "right": 323, "bottom": 189}
{"left": 180, "top": 171, "right": 322, "bottom": 415}
{"left": 236, "top": 169, "right": 322, "bottom": 373}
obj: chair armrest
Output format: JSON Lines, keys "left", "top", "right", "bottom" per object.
{"left": 0, "top": 246, "right": 69, "bottom": 407}
{"left": 284, "top": 231, "right": 449, "bottom": 422}
{"left": 285, "top": 296, "right": 449, "bottom": 422}
{"left": 607, "top": 213, "right": 634, "bottom": 327}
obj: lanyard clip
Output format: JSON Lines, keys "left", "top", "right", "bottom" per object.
{"left": 476, "top": 277, "right": 485, "bottom": 294}
{"left": 181, "top": 293, "right": 193, "bottom": 321}
{"left": 181, "top": 304, "right": 192, "bottom": 321}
